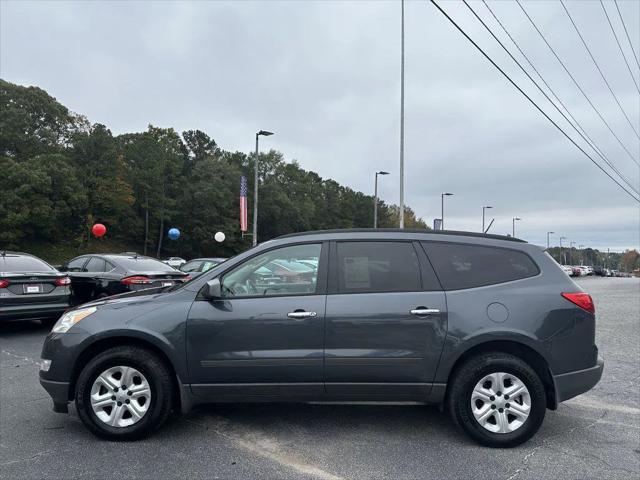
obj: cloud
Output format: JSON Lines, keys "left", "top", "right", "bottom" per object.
{"left": 1, "top": 0, "right": 638, "bottom": 250}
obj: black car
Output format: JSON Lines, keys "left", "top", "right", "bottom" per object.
{"left": 179, "top": 257, "right": 227, "bottom": 278}
{"left": 0, "top": 251, "right": 71, "bottom": 323}
{"left": 60, "top": 253, "right": 190, "bottom": 304}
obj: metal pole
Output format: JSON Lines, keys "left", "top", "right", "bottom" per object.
{"left": 252, "top": 133, "right": 259, "bottom": 247}
{"left": 374, "top": 173, "right": 379, "bottom": 228}
{"left": 512, "top": 218, "right": 515, "bottom": 237}
{"left": 399, "top": 0, "right": 405, "bottom": 229}
{"left": 441, "top": 194, "right": 444, "bottom": 230}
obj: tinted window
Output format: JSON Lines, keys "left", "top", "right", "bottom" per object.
{"left": 0, "top": 255, "right": 54, "bottom": 273}
{"left": 66, "top": 257, "right": 87, "bottom": 272}
{"left": 422, "top": 242, "right": 539, "bottom": 290}
{"left": 85, "top": 257, "right": 106, "bottom": 272}
{"left": 222, "top": 244, "right": 321, "bottom": 298}
{"left": 336, "top": 242, "right": 421, "bottom": 293}
{"left": 113, "top": 257, "right": 175, "bottom": 272}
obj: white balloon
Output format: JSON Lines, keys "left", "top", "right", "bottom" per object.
{"left": 214, "top": 231, "right": 225, "bottom": 243}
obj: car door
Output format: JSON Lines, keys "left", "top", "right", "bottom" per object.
{"left": 324, "top": 240, "right": 447, "bottom": 398}
{"left": 186, "top": 242, "right": 328, "bottom": 400}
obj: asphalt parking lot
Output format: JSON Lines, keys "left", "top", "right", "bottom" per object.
{"left": 1, "top": 277, "right": 638, "bottom": 480}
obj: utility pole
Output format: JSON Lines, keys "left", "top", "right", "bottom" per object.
{"left": 570, "top": 241, "right": 576, "bottom": 265}
{"left": 560, "top": 236, "right": 566, "bottom": 264}
{"left": 399, "top": 0, "right": 405, "bottom": 229}
{"left": 547, "top": 231, "right": 554, "bottom": 250}
{"left": 512, "top": 217, "right": 521, "bottom": 238}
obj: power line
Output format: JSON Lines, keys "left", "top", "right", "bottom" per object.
{"left": 483, "top": 0, "right": 640, "bottom": 176}
{"left": 600, "top": 0, "right": 640, "bottom": 94}
{"left": 516, "top": 0, "right": 640, "bottom": 167}
{"left": 428, "top": 0, "right": 639, "bottom": 203}
{"left": 560, "top": 0, "right": 640, "bottom": 140}
{"left": 464, "top": 0, "right": 639, "bottom": 195}
{"left": 615, "top": 0, "right": 640, "bottom": 69}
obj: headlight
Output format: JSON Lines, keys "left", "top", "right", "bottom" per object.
{"left": 52, "top": 306, "right": 97, "bottom": 333}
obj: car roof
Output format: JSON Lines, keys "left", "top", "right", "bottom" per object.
{"left": 0, "top": 250, "right": 39, "bottom": 257}
{"left": 275, "top": 228, "right": 526, "bottom": 243}
{"left": 187, "top": 257, "right": 227, "bottom": 262}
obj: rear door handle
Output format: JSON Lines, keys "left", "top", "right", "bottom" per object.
{"left": 287, "top": 311, "right": 317, "bottom": 319}
{"left": 410, "top": 308, "right": 440, "bottom": 316}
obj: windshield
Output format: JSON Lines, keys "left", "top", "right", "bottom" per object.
{"left": 180, "top": 261, "right": 203, "bottom": 272}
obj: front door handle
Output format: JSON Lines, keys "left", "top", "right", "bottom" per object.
{"left": 410, "top": 308, "right": 440, "bottom": 316}
{"left": 287, "top": 311, "right": 317, "bottom": 319}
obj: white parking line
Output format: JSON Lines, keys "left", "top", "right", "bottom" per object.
{"left": 566, "top": 396, "right": 640, "bottom": 415}
{"left": 187, "top": 415, "right": 346, "bottom": 480}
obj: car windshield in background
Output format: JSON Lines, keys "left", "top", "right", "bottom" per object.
{"left": 180, "top": 261, "right": 203, "bottom": 272}
{"left": 0, "top": 255, "right": 55, "bottom": 273}
{"left": 113, "top": 257, "right": 176, "bottom": 272}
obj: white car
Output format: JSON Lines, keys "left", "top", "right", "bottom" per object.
{"left": 162, "top": 257, "right": 186, "bottom": 268}
{"left": 560, "top": 265, "right": 573, "bottom": 276}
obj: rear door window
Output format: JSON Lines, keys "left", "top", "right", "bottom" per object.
{"left": 85, "top": 257, "right": 106, "bottom": 272}
{"left": 421, "top": 242, "right": 540, "bottom": 290}
{"left": 335, "top": 241, "right": 421, "bottom": 293}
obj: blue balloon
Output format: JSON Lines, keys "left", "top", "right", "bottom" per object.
{"left": 168, "top": 228, "right": 180, "bottom": 240}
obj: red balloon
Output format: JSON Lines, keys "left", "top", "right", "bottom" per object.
{"left": 92, "top": 223, "right": 107, "bottom": 238}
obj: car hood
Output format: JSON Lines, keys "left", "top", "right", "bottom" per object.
{"left": 83, "top": 286, "right": 171, "bottom": 310}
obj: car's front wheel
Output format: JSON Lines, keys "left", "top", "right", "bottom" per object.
{"left": 75, "top": 345, "right": 174, "bottom": 440}
{"left": 447, "top": 352, "right": 546, "bottom": 448}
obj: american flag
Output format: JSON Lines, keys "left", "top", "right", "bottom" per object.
{"left": 240, "top": 176, "right": 248, "bottom": 232}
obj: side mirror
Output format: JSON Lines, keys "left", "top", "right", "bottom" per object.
{"left": 204, "top": 278, "right": 222, "bottom": 300}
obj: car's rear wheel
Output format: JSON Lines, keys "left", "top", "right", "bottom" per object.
{"left": 447, "top": 352, "right": 546, "bottom": 448}
{"left": 75, "top": 345, "right": 173, "bottom": 440}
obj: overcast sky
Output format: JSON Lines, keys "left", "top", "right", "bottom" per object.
{"left": 1, "top": 0, "right": 639, "bottom": 250}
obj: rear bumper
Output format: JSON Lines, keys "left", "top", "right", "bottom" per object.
{"left": 0, "top": 302, "right": 70, "bottom": 321}
{"left": 554, "top": 356, "right": 604, "bottom": 403}
{"left": 40, "top": 378, "right": 70, "bottom": 413}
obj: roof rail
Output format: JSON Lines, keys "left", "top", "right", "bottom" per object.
{"left": 275, "top": 228, "right": 526, "bottom": 243}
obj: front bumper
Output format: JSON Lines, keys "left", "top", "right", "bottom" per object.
{"left": 0, "top": 302, "right": 70, "bottom": 321}
{"left": 554, "top": 356, "right": 604, "bottom": 403}
{"left": 39, "top": 378, "right": 70, "bottom": 413}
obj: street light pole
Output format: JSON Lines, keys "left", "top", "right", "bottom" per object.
{"left": 547, "top": 231, "right": 554, "bottom": 250}
{"left": 374, "top": 171, "right": 390, "bottom": 228}
{"left": 399, "top": 0, "right": 405, "bottom": 229}
{"left": 252, "top": 130, "right": 274, "bottom": 247}
{"left": 512, "top": 217, "right": 521, "bottom": 237}
{"left": 579, "top": 244, "right": 585, "bottom": 264}
{"left": 560, "top": 236, "right": 566, "bottom": 264}
{"left": 441, "top": 193, "right": 453, "bottom": 230}
{"left": 482, "top": 206, "right": 493, "bottom": 233}
{"left": 570, "top": 241, "right": 576, "bottom": 266}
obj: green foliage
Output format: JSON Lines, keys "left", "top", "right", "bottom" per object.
{"left": 0, "top": 79, "right": 427, "bottom": 261}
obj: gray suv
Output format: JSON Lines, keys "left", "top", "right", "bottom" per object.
{"left": 39, "top": 229, "right": 603, "bottom": 447}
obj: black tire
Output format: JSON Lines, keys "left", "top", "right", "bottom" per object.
{"left": 75, "top": 345, "right": 174, "bottom": 440}
{"left": 447, "top": 352, "right": 546, "bottom": 448}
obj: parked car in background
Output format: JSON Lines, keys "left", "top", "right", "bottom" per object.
{"left": 162, "top": 257, "right": 186, "bottom": 268}
{"left": 0, "top": 251, "right": 71, "bottom": 323}
{"left": 579, "top": 266, "right": 594, "bottom": 276}
{"left": 40, "top": 229, "right": 603, "bottom": 448}
{"left": 60, "top": 254, "right": 190, "bottom": 304}
{"left": 593, "top": 266, "right": 605, "bottom": 276}
{"left": 570, "top": 266, "right": 582, "bottom": 277}
{"left": 179, "top": 258, "right": 227, "bottom": 279}
{"left": 560, "top": 265, "right": 573, "bottom": 276}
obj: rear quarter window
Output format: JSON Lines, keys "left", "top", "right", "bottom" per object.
{"left": 421, "top": 242, "right": 540, "bottom": 290}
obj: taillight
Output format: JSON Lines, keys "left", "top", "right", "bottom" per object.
{"left": 561, "top": 292, "right": 595, "bottom": 314}
{"left": 55, "top": 277, "right": 71, "bottom": 286}
{"left": 121, "top": 276, "right": 152, "bottom": 285}
{"left": 0, "top": 279, "right": 9, "bottom": 288}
